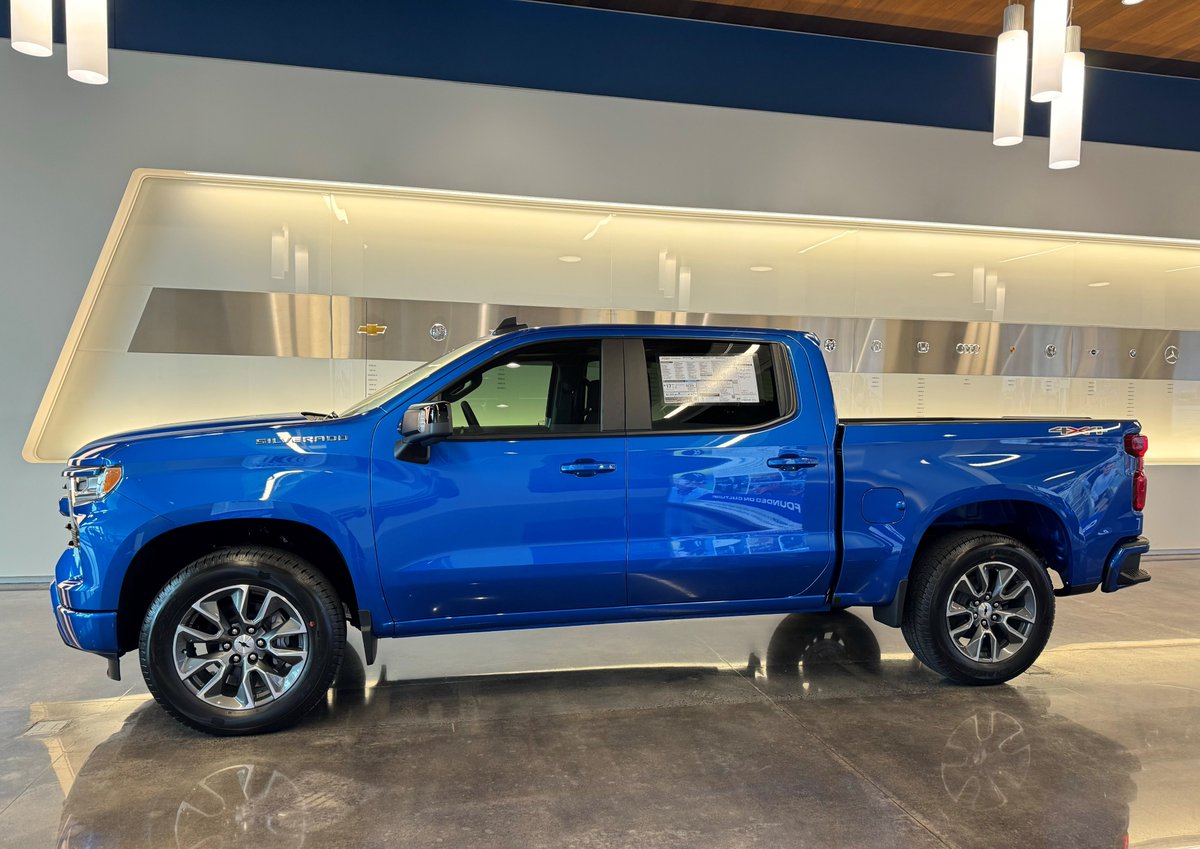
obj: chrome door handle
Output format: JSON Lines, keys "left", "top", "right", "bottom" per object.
{"left": 767, "top": 455, "right": 819, "bottom": 471}
{"left": 560, "top": 459, "right": 617, "bottom": 478}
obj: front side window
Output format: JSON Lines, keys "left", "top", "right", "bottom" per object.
{"left": 642, "top": 339, "right": 786, "bottom": 431}
{"left": 435, "top": 340, "right": 602, "bottom": 437}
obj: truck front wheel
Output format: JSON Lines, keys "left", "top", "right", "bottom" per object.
{"left": 138, "top": 546, "right": 345, "bottom": 735}
{"left": 902, "top": 531, "right": 1055, "bottom": 685}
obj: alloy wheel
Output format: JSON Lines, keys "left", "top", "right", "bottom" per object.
{"left": 172, "top": 584, "right": 310, "bottom": 710}
{"left": 944, "top": 561, "right": 1038, "bottom": 663}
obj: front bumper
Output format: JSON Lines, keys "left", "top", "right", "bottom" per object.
{"left": 52, "top": 584, "right": 120, "bottom": 655}
{"left": 1101, "top": 536, "right": 1151, "bottom": 593}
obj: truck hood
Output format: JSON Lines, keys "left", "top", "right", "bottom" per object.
{"left": 70, "top": 413, "right": 315, "bottom": 462}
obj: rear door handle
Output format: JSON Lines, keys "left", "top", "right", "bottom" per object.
{"left": 561, "top": 459, "right": 617, "bottom": 478}
{"left": 767, "top": 455, "right": 819, "bottom": 471}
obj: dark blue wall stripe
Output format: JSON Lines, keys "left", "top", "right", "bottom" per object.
{"left": 5, "top": 0, "right": 1199, "bottom": 152}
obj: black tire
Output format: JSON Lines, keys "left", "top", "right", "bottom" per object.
{"left": 139, "top": 546, "right": 345, "bottom": 735}
{"left": 901, "top": 530, "right": 1055, "bottom": 685}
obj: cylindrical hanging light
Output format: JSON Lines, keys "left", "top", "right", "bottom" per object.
{"left": 993, "top": 4, "right": 1028, "bottom": 146}
{"left": 1030, "top": 0, "right": 1068, "bottom": 102}
{"left": 1049, "top": 25, "right": 1086, "bottom": 169}
{"left": 10, "top": 0, "right": 53, "bottom": 57}
{"left": 66, "top": 0, "right": 109, "bottom": 85}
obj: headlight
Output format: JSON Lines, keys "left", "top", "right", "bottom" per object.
{"left": 63, "top": 465, "right": 123, "bottom": 507}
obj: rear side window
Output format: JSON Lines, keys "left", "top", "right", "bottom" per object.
{"left": 435, "top": 340, "right": 602, "bottom": 437}
{"left": 641, "top": 339, "right": 786, "bottom": 431}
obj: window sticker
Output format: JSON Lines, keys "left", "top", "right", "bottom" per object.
{"left": 659, "top": 355, "right": 760, "bottom": 404}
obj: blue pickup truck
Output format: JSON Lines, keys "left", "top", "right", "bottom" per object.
{"left": 53, "top": 321, "right": 1151, "bottom": 734}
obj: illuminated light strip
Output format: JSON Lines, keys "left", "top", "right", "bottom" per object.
{"left": 796, "top": 230, "right": 856, "bottom": 255}
{"left": 178, "top": 171, "right": 1200, "bottom": 249}
{"left": 999, "top": 243, "right": 1075, "bottom": 263}
{"left": 1166, "top": 264, "right": 1200, "bottom": 273}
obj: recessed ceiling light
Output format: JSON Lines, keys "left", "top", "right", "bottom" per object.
{"left": 1121, "top": 0, "right": 1144, "bottom": 5}
{"left": 1088, "top": 281, "right": 1111, "bottom": 287}
{"left": 932, "top": 271, "right": 956, "bottom": 278}
{"left": 558, "top": 255, "right": 582, "bottom": 263}
{"left": 506, "top": 362, "right": 521, "bottom": 369}
{"left": 749, "top": 265, "right": 774, "bottom": 272}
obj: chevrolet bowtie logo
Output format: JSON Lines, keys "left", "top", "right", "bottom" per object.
{"left": 357, "top": 323, "right": 388, "bottom": 336}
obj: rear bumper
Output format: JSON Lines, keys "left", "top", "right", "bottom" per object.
{"left": 1101, "top": 536, "right": 1151, "bottom": 593}
{"left": 52, "top": 584, "right": 119, "bottom": 655}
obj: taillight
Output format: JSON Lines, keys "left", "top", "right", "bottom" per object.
{"left": 1125, "top": 433, "right": 1148, "bottom": 511}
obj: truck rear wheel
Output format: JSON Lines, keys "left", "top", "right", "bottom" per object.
{"left": 139, "top": 546, "right": 345, "bottom": 735}
{"left": 902, "top": 531, "right": 1054, "bottom": 685}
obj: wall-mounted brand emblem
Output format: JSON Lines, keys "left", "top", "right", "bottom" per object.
{"left": 823, "top": 339, "right": 837, "bottom": 352}
{"left": 256, "top": 434, "right": 349, "bottom": 445}
{"left": 1165, "top": 345, "right": 1179, "bottom": 365}
{"left": 357, "top": 323, "right": 388, "bottom": 336}
{"left": 1048, "top": 425, "right": 1107, "bottom": 437}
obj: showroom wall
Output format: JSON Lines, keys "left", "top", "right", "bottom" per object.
{"left": 1, "top": 43, "right": 1198, "bottom": 579}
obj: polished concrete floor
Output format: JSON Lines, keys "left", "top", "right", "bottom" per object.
{"left": 1, "top": 560, "right": 1197, "bottom": 849}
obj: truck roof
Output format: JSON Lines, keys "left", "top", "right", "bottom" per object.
{"left": 493, "top": 323, "right": 819, "bottom": 345}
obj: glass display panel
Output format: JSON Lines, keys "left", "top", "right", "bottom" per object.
{"left": 25, "top": 170, "right": 1200, "bottom": 464}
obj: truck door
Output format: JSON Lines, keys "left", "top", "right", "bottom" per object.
{"left": 624, "top": 337, "right": 835, "bottom": 604}
{"left": 371, "top": 338, "right": 628, "bottom": 621}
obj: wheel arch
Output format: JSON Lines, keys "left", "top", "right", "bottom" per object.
{"left": 116, "top": 517, "right": 362, "bottom": 653}
{"left": 913, "top": 496, "right": 1076, "bottom": 586}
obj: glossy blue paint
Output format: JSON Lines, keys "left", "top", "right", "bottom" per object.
{"left": 52, "top": 594, "right": 120, "bottom": 655}
{"left": 49, "top": 323, "right": 1147, "bottom": 667}
{"left": 625, "top": 340, "right": 836, "bottom": 604}
{"left": 371, "top": 435, "right": 628, "bottom": 620}
{"left": 836, "top": 420, "right": 1142, "bottom": 605}
{"left": 1101, "top": 536, "right": 1152, "bottom": 593}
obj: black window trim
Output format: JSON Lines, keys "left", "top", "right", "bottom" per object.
{"left": 624, "top": 336, "right": 799, "bottom": 437}
{"left": 426, "top": 337, "right": 626, "bottom": 442}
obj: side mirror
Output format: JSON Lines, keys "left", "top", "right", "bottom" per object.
{"left": 395, "top": 401, "right": 452, "bottom": 463}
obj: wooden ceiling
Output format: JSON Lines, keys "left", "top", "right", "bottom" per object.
{"left": 542, "top": 0, "right": 1200, "bottom": 76}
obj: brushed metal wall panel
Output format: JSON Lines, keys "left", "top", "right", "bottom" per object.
{"left": 128, "top": 288, "right": 1198, "bottom": 380}
{"left": 129, "top": 288, "right": 334, "bottom": 358}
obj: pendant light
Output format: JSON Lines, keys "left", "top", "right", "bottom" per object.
{"left": 1030, "top": 0, "right": 1068, "bottom": 102}
{"left": 9, "top": 0, "right": 53, "bottom": 57}
{"left": 993, "top": 4, "right": 1028, "bottom": 146}
{"left": 1049, "top": 25, "right": 1085, "bottom": 169}
{"left": 66, "top": 0, "right": 109, "bottom": 85}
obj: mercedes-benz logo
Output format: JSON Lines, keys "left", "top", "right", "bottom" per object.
{"left": 1165, "top": 345, "right": 1179, "bottom": 365}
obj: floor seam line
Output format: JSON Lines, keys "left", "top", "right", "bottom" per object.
{"left": 705, "top": 642, "right": 957, "bottom": 849}
{"left": 0, "top": 754, "right": 61, "bottom": 820}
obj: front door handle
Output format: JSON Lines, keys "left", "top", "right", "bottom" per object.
{"left": 767, "top": 454, "right": 819, "bottom": 472}
{"left": 561, "top": 459, "right": 617, "bottom": 478}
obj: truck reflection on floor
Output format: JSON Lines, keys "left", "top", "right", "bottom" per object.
{"left": 53, "top": 612, "right": 1138, "bottom": 849}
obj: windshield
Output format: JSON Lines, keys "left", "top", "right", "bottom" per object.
{"left": 337, "top": 337, "right": 493, "bottom": 417}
